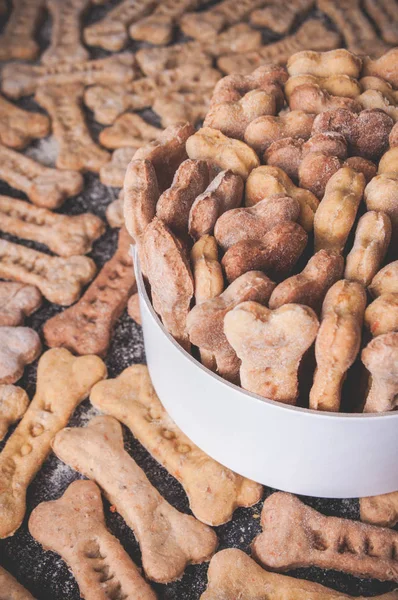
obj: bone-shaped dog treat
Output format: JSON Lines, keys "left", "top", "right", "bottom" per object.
{"left": 314, "top": 167, "right": 366, "bottom": 253}
{"left": 0, "top": 144, "right": 83, "bottom": 209}
{"left": 41, "top": 0, "right": 90, "bottom": 65}
{"left": 363, "top": 0, "right": 398, "bottom": 44}
{"left": 29, "top": 480, "right": 157, "bottom": 600}
{"left": 156, "top": 159, "right": 210, "bottom": 239}
{"left": 222, "top": 221, "right": 308, "bottom": 283}
{"left": 91, "top": 365, "right": 263, "bottom": 525}
{"left": 358, "top": 89, "right": 398, "bottom": 122}
{"left": 244, "top": 111, "right": 315, "bottom": 154}
{"left": 0, "top": 282, "right": 42, "bottom": 327}
{"left": 209, "top": 65, "right": 288, "bottom": 106}
{"left": 269, "top": 250, "right": 344, "bottom": 313}
{"left": 362, "top": 48, "right": 398, "bottom": 89}
{"left": 264, "top": 138, "right": 305, "bottom": 182}
{"left": 188, "top": 271, "right": 274, "bottom": 382}
{"left": 134, "top": 122, "right": 194, "bottom": 192}
{"left": 123, "top": 160, "right": 159, "bottom": 244}
{"left": 106, "top": 194, "right": 124, "bottom": 229}
{"left": 344, "top": 156, "right": 377, "bottom": 183}
{"left": 186, "top": 127, "right": 259, "bottom": 180}
{"left": 0, "top": 565, "right": 36, "bottom": 600}
{"left": 0, "top": 348, "right": 107, "bottom": 538}
{"left": 35, "top": 83, "right": 110, "bottom": 173}
{"left": 225, "top": 302, "right": 318, "bottom": 403}
{"left": 365, "top": 293, "right": 398, "bottom": 337}
{"left": 0, "top": 385, "right": 29, "bottom": 442}
{"left": 153, "top": 90, "right": 212, "bottom": 128}
{"left": 128, "top": 293, "right": 141, "bottom": 326}
{"left": 189, "top": 170, "right": 244, "bottom": 241}
{"left": 0, "top": 327, "right": 41, "bottom": 385}
{"left": 0, "top": 0, "right": 44, "bottom": 61}
{"left": 360, "top": 77, "right": 398, "bottom": 105}
{"left": 0, "top": 239, "right": 97, "bottom": 306}
{"left": 287, "top": 48, "right": 362, "bottom": 78}
{"left": 100, "top": 147, "right": 135, "bottom": 187}
{"left": 142, "top": 218, "right": 194, "bottom": 349}
{"left": 129, "top": 0, "right": 198, "bottom": 45}
{"left": 84, "top": 0, "right": 156, "bottom": 51}
{"left": 53, "top": 415, "right": 218, "bottom": 582}
{"left": 0, "top": 95, "right": 50, "bottom": 150}
{"left": 1, "top": 53, "right": 136, "bottom": 100}
{"left": 252, "top": 491, "right": 398, "bottom": 581}
{"left": 345, "top": 211, "right": 391, "bottom": 286}
{"left": 316, "top": 0, "right": 391, "bottom": 58}
{"left": 250, "top": 0, "right": 314, "bottom": 33}
{"left": 245, "top": 165, "right": 319, "bottom": 231}
{"left": 288, "top": 83, "right": 361, "bottom": 114}
{"left": 365, "top": 148, "right": 398, "bottom": 244}
{"left": 99, "top": 113, "right": 160, "bottom": 150}
{"left": 362, "top": 332, "right": 398, "bottom": 412}
{"left": 43, "top": 228, "right": 136, "bottom": 357}
{"left": 201, "top": 548, "right": 398, "bottom": 600}
{"left": 285, "top": 74, "right": 361, "bottom": 101}
{"left": 215, "top": 195, "right": 300, "bottom": 250}
{"left": 217, "top": 20, "right": 340, "bottom": 75}
{"left": 312, "top": 108, "right": 394, "bottom": 161}
{"left": 309, "top": 280, "right": 366, "bottom": 411}
{"left": 361, "top": 492, "right": 398, "bottom": 528}
{"left": 369, "top": 261, "right": 398, "bottom": 297}
{"left": 0, "top": 195, "right": 105, "bottom": 258}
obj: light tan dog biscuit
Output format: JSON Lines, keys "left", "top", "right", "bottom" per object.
{"left": 362, "top": 332, "right": 398, "bottom": 412}
{"left": 99, "top": 113, "right": 159, "bottom": 150}
{"left": 252, "top": 492, "right": 398, "bottom": 581}
{"left": 0, "top": 566, "right": 36, "bottom": 600}
{"left": 0, "top": 195, "right": 105, "bottom": 257}
{"left": 0, "top": 95, "right": 50, "bottom": 150}
{"left": 0, "top": 385, "right": 29, "bottom": 442}
{"left": 288, "top": 83, "right": 361, "bottom": 114}
{"left": 127, "top": 292, "right": 142, "bottom": 326}
{"left": 287, "top": 48, "right": 362, "bottom": 78}
{"left": 365, "top": 293, "right": 398, "bottom": 337}
{"left": 0, "top": 282, "right": 42, "bottom": 327}
{"left": 52, "top": 415, "right": 218, "bottom": 583}
{"left": 0, "top": 239, "right": 97, "bottom": 306}
{"left": 362, "top": 48, "right": 398, "bottom": 89}
{"left": 314, "top": 167, "right": 366, "bottom": 253}
{"left": 365, "top": 148, "right": 398, "bottom": 244}
{"left": 225, "top": 302, "right": 318, "bottom": 403}
{"left": 0, "top": 327, "right": 41, "bottom": 385}
{"left": 187, "top": 272, "right": 275, "bottom": 383}
{"left": 141, "top": 218, "right": 194, "bottom": 349}
{"left": 358, "top": 89, "right": 398, "bottom": 122}
{"left": 90, "top": 365, "right": 263, "bottom": 525}
{"left": 106, "top": 193, "right": 124, "bottom": 229}
{"left": 363, "top": 0, "right": 398, "bottom": 44}
{"left": 130, "top": 0, "right": 198, "bottom": 45}
{"left": 360, "top": 76, "right": 398, "bottom": 105}
{"left": 0, "top": 0, "right": 44, "bottom": 61}
{"left": 123, "top": 159, "right": 159, "bottom": 244}
{"left": 100, "top": 147, "right": 135, "bottom": 188}
{"left": 369, "top": 261, "right": 398, "bottom": 297}
{"left": 35, "top": 83, "right": 110, "bottom": 173}
{"left": 309, "top": 280, "right": 366, "bottom": 411}
{"left": 361, "top": 492, "right": 398, "bottom": 528}
{"left": 345, "top": 211, "right": 391, "bottom": 286}
{"left": 153, "top": 90, "right": 212, "bottom": 128}
{"left": 0, "top": 144, "right": 83, "bottom": 209}
{"left": 0, "top": 348, "right": 107, "bottom": 538}
{"left": 29, "top": 480, "right": 157, "bottom": 600}
{"left": 250, "top": 0, "right": 314, "bottom": 33}
{"left": 285, "top": 74, "right": 361, "bottom": 101}
{"left": 244, "top": 111, "right": 315, "bottom": 154}
{"left": 41, "top": 0, "right": 90, "bottom": 65}
{"left": 43, "top": 228, "right": 136, "bottom": 357}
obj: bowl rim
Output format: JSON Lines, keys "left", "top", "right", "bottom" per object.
{"left": 133, "top": 247, "right": 398, "bottom": 422}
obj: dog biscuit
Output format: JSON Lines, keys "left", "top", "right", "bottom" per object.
{"left": 0, "top": 0, "right": 44, "bottom": 61}
{"left": 123, "top": 159, "right": 159, "bottom": 244}
{"left": 250, "top": 0, "right": 314, "bottom": 33}
{"left": 369, "top": 261, "right": 398, "bottom": 297}
{"left": 362, "top": 48, "right": 398, "bottom": 89}
{"left": 106, "top": 193, "right": 124, "bottom": 229}
{"left": 365, "top": 148, "right": 398, "bottom": 244}
{"left": 361, "top": 492, "right": 398, "bottom": 528}
{"left": 0, "top": 282, "right": 42, "bottom": 327}
{"left": 289, "top": 83, "right": 361, "bottom": 114}
{"left": 130, "top": 0, "right": 199, "bottom": 45}
{"left": 360, "top": 76, "right": 398, "bottom": 105}
{"left": 41, "top": 0, "right": 90, "bottom": 65}
{"left": 287, "top": 48, "right": 362, "bottom": 78}
{"left": 152, "top": 90, "right": 212, "bottom": 128}
{"left": 0, "top": 385, "right": 29, "bottom": 442}
{"left": 99, "top": 147, "right": 135, "bottom": 188}
{"left": 99, "top": 113, "right": 159, "bottom": 150}
{"left": 362, "top": 332, "right": 398, "bottom": 412}
{"left": 0, "top": 95, "right": 50, "bottom": 150}
{"left": 0, "top": 566, "right": 36, "bottom": 600}
{"left": 0, "top": 327, "right": 41, "bottom": 385}
{"left": 285, "top": 74, "right": 361, "bottom": 101}
{"left": 358, "top": 89, "right": 398, "bottom": 122}
{"left": 365, "top": 293, "right": 398, "bottom": 337}
{"left": 244, "top": 111, "right": 315, "bottom": 154}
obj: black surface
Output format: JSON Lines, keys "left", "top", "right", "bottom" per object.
{"left": 0, "top": 1, "right": 397, "bottom": 598}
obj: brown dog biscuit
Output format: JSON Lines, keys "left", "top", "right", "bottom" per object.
{"left": 360, "top": 76, "right": 398, "bottom": 105}
{"left": 99, "top": 147, "right": 135, "bottom": 187}
{"left": 0, "top": 144, "right": 83, "bottom": 209}
{"left": 269, "top": 250, "right": 344, "bottom": 313}
{"left": 345, "top": 211, "right": 391, "bottom": 286}
{"left": 52, "top": 415, "right": 218, "bottom": 583}
{"left": 309, "top": 280, "right": 366, "bottom": 411}
{"left": 244, "top": 111, "right": 315, "bottom": 154}
{"left": 35, "top": 83, "right": 110, "bottom": 173}
{"left": 141, "top": 217, "right": 194, "bottom": 349}
{"left": 29, "top": 480, "right": 157, "bottom": 600}
{"left": 222, "top": 221, "right": 308, "bottom": 283}
{"left": 209, "top": 65, "right": 288, "bottom": 106}
{"left": 0, "top": 0, "right": 44, "bottom": 61}
{"left": 224, "top": 302, "right": 319, "bottom": 403}
{"left": 361, "top": 492, "right": 398, "bottom": 528}
{"left": 314, "top": 167, "right": 366, "bottom": 253}
{"left": 0, "top": 348, "right": 107, "bottom": 538}
{"left": 0, "top": 327, "right": 41, "bottom": 385}
{"left": 365, "top": 148, "right": 398, "bottom": 243}
{"left": 91, "top": 365, "right": 263, "bottom": 525}
{"left": 362, "top": 48, "right": 398, "bottom": 89}
{"left": 0, "top": 95, "right": 50, "bottom": 150}
{"left": 99, "top": 113, "right": 159, "bottom": 150}
{"left": 0, "top": 566, "right": 36, "bottom": 600}
{"left": 287, "top": 48, "right": 362, "bottom": 78}
{"left": 84, "top": 0, "right": 156, "bottom": 51}
{"left": 362, "top": 332, "right": 398, "bottom": 412}
{"left": 189, "top": 170, "right": 244, "bottom": 241}
{"left": 369, "top": 261, "right": 398, "bottom": 297}
{"left": 106, "top": 193, "right": 124, "bottom": 229}
{"left": 123, "top": 159, "right": 159, "bottom": 244}
{"left": 252, "top": 492, "right": 398, "bottom": 581}
{"left": 0, "top": 195, "right": 105, "bottom": 257}
{"left": 0, "top": 385, "right": 29, "bottom": 442}
{"left": 250, "top": 0, "right": 314, "bottom": 33}
{"left": 0, "top": 282, "right": 42, "bottom": 327}
{"left": 358, "top": 89, "right": 398, "bottom": 122}
{"left": 245, "top": 165, "right": 319, "bottom": 232}
{"left": 215, "top": 195, "right": 300, "bottom": 250}
{"left": 2, "top": 53, "right": 136, "bottom": 100}
{"left": 41, "top": 0, "right": 90, "bottom": 65}
{"left": 217, "top": 20, "right": 340, "bottom": 75}
{"left": 344, "top": 156, "right": 377, "bottom": 183}
{"left": 129, "top": 0, "right": 198, "bottom": 45}
{"left": 363, "top": 0, "right": 398, "bottom": 44}
{"left": 365, "top": 293, "right": 398, "bottom": 337}
{"left": 265, "top": 137, "right": 305, "bottom": 182}
{"left": 0, "top": 239, "right": 97, "bottom": 306}
{"left": 187, "top": 271, "right": 274, "bottom": 382}
{"left": 127, "top": 292, "right": 142, "bottom": 326}
{"left": 43, "top": 228, "right": 135, "bottom": 357}
{"left": 285, "top": 74, "right": 361, "bottom": 101}
{"left": 288, "top": 83, "right": 361, "bottom": 114}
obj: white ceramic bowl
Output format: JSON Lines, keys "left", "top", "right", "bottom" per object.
{"left": 134, "top": 252, "right": 398, "bottom": 499}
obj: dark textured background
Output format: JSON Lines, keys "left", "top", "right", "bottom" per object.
{"left": 0, "top": 1, "right": 397, "bottom": 598}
